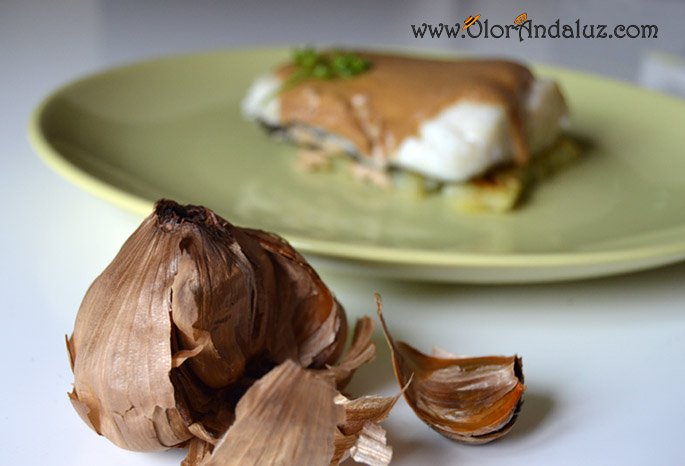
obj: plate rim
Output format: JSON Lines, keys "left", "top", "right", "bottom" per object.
{"left": 28, "top": 46, "right": 685, "bottom": 273}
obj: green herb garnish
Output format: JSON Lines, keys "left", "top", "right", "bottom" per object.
{"left": 272, "top": 48, "right": 371, "bottom": 98}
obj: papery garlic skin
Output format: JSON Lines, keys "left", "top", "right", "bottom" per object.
{"left": 376, "top": 294, "right": 525, "bottom": 445}
{"left": 68, "top": 212, "right": 191, "bottom": 451}
{"left": 202, "top": 360, "right": 343, "bottom": 466}
{"left": 67, "top": 200, "right": 347, "bottom": 452}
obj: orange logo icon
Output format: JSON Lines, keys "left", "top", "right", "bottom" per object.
{"left": 514, "top": 13, "right": 528, "bottom": 26}
{"left": 462, "top": 14, "right": 481, "bottom": 30}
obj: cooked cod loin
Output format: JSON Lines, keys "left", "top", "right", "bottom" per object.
{"left": 242, "top": 52, "right": 575, "bottom": 211}
{"left": 243, "top": 53, "right": 568, "bottom": 182}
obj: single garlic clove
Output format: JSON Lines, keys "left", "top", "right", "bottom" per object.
{"left": 376, "top": 294, "right": 525, "bottom": 444}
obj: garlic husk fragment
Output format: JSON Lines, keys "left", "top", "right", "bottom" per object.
{"left": 177, "top": 313, "right": 380, "bottom": 466}
{"left": 376, "top": 295, "right": 525, "bottom": 444}
{"left": 201, "top": 360, "right": 344, "bottom": 466}
{"left": 330, "top": 391, "right": 402, "bottom": 465}
{"left": 201, "top": 358, "right": 399, "bottom": 466}
{"left": 325, "top": 316, "right": 376, "bottom": 387}
{"left": 182, "top": 438, "right": 213, "bottom": 466}
{"left": 349, "top": 423, "right": 393, "bottom": 466}
{"left": 67, "top": 200, "right": 347, "bottom": 452}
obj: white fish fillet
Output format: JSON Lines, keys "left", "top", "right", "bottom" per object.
{"left": 242, "top": 74, "right": 568, "bottom": 182}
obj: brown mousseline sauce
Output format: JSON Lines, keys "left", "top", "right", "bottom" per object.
{"left": 276, "top": 53, "right": 534, "bottom": 166}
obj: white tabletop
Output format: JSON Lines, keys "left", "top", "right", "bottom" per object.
{"left": 3, "top": 1, "right": 685, "bottom": 465}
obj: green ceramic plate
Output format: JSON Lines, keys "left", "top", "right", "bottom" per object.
{"left": 29, "top": 48, "right": 685, "bottom": 283}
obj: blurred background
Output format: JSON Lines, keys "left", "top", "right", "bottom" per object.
{"left": 5, "top": 0, "right": 685, "bottom": 92}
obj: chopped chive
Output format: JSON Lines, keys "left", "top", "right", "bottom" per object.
{"left": 266, "top": 49, "right": 372, "bottom": 101}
